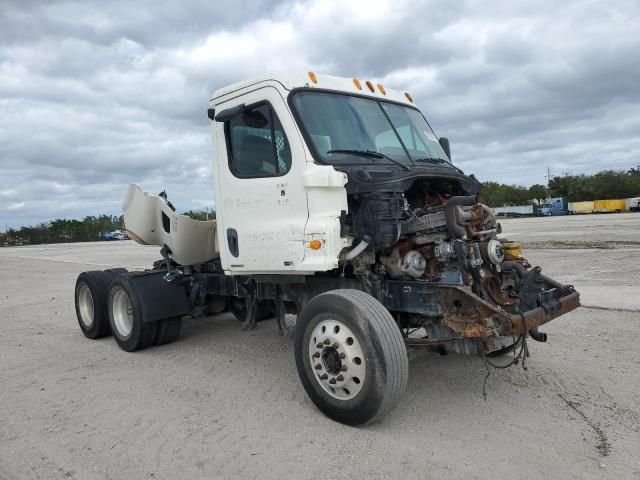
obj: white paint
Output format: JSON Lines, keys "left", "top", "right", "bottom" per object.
{"left": 121, "top": 183, "right": 218, "bottom": 266}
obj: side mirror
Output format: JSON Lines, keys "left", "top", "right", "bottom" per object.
{"left": 439, "top": 137, "right": 451, "bottom": 160}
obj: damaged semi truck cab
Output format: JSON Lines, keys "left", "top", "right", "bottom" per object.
{"left": 74, "top": 72, "right": 580, "bottom": 425}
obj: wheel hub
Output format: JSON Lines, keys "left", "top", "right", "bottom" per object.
{"left": 308, "top": 319, "right": 366, "bottom": 400}
{"left": 112, "top": 286, "right": 134, "bottom": 338}
{"left": 321, "top": 347, "right": 342, "bottom": 375}
{"left": 77, "top": 283, "right": 94, "bottom": 328}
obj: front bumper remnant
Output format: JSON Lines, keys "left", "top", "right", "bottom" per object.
{"left": 383, "top": 274, "right": 580, "bottom": 339}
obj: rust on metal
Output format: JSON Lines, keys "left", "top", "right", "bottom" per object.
{"left": 438, "top": 284, "right": 581, "bottom": 339}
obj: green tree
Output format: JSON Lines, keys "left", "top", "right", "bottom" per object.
{"left": 528, "top": 184, "right": 548, "bottom": 204}
{"left": 182, "top": 210, "right": 215, "bottom": 221}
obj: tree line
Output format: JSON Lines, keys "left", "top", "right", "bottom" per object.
{"left": 2, "top": 168, "right": 639, "bottom": 245}
{"left": 1, "top": 211, "right": 215, "bottom": 246}
{"left": 479, "top": 167, "right": 640, "bottom": 207}
{"left": 1, "top": 215, "right": 124, "bottom": 245}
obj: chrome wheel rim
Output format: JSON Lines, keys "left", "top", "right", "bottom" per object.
{"left": 112, "top": 286, "right": 133, "bottom": 338}
{"left": 308, "top": 319, "right": 366, "bottom": 400}
{"left": 78, "top": 284, "right": 94, "bottom": 328}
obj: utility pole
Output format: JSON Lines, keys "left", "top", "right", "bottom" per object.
{"left": 546, "top": 166, "right": 551, "bottom": 186}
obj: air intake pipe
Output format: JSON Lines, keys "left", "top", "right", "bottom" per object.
{"left": 445, "top": 195, "right": 478, "bottom": 239}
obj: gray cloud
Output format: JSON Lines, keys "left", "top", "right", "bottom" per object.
{"left": 1, "top": 0, "right": 639, "bottom": 228}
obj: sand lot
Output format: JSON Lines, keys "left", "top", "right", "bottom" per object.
{"left": 1, "top": 213, "right": 638, "bottom": 480}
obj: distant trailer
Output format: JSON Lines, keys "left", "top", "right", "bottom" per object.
{"left": 594, "top": 199, "right": 627, "bottom": 213}
{"left": 568, "top": 201, "right": 594, "bottom": 214}
{"left": 626, "top": 197, "right": 640, "bottom": 212}
{"left": 492, "top": 205, "right": 534, "bottom": 217}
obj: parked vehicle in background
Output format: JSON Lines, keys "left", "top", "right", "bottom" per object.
{"left": 100, "top": 230, "right": 129, "bottom": 241}
{"left": 568, "top": 201, "right": 594, "bottom": 214}
{"left": 493, "top": 205, "right": 535, "bottom": 217}
{"left": 540, "top": 197, "right": 568, "bottom": 216}
{"left": 625, "top": 197, "right": 640, "bottom": 212}
{"left": 594, "top": 199, "right": 626, "bottom": 213}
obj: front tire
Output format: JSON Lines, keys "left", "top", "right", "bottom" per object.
{"left": 294, "top": 289, "right": 408, "bottom": 426}
{"left": 108, "top": 276, "right": 158, "bottom": 352}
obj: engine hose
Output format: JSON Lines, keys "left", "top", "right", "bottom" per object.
{"left": 502, "top": 260, "right": 527, "bottom": 278}
{"left": 445, "top": 195, "right": 478, "bottom": 239}
{"left": 344, "top": 235, "right": 371, "bottom": 261}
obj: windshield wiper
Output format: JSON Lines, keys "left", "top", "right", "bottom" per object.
{"left": 414, "top": 157, "right": 464, "bottom": 174}
{"left": 326, "top": 149, "right": 410, "bottom": 171}
{"left": 414, "top": 157, "right": 449, "bottom": 164}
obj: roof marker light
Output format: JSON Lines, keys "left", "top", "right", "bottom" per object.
{"left": 365, "top": 81, "right": 375, "bottom": 93}
{"left": 308, "top": 71, "right": 318, "bottom": 84}
{"left": 404, "top": 92, "right": 413, "bottom": 103}
{"left": 353, "top": 78, "right": 362, "bottom": 90}
{"left": 377, "top": 84, "right": 386, "bottom": 95}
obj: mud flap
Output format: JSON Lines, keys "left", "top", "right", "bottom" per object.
{"left": 125, "top": 271, "right": 191, "bottom": 323}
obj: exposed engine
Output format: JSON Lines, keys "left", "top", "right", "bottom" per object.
{"left": 341, "top": 177, "right": 533, "bottom": 351}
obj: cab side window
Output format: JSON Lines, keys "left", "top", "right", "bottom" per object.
{"left": 226, "top": 103, "right": 291, "bottom": 178}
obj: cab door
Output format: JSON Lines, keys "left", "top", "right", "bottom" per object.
{"left": 214, "top": 86, "right": 309, "bottom": 274}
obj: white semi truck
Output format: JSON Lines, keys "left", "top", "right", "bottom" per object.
{"left": 74, "top": 72, "right": 580, "bottom": 425}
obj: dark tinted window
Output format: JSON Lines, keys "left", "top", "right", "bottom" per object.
{"left": 227, "top": 103, "right": 291, "bottom": 178}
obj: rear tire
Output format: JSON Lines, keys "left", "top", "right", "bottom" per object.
{"left": 75, "top": 271, "right": 111, "bottom": 339}
{"left": 108, "top": 276, "right": 158, "bottom": 352}
{"left": 294, "top": 289, "right": 408, "bottom": 426}
{"left": 104, "top": 267, "right": 128, "bottom": 283}
{"left": 154, "top": 317, "right": 183, "bottom": 346}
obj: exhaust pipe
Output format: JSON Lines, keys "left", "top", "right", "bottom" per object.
{"left": 445, "top": 195, "right": 478, "bottom": 239}
{"left": 529, "top": 329, "right": 547, "bottom": 342}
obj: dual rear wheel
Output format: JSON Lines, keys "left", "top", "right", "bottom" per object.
{"left": 75, "top": 268, "right": 127, "bottom": 339}
{"left": 74, "top": 269, "right": 182, "bottom": 351}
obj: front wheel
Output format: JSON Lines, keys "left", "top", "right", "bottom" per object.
{"left": 294, "top": 289, "right": 408, "bottom": 426}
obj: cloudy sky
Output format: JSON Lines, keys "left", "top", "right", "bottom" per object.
{"left": 1, "top": 0, "right": 639, "bottom": 228}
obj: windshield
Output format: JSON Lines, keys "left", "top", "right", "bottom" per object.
{"left": 291, "top": 91, "right": 450, "bottom": 166}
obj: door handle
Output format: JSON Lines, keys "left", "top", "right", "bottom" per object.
{"left": 227, "top": 228, "right": 239, "bottom": 257}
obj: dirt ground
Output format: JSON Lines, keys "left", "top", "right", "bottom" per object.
{"left": 1, "top": 213, "right": 638, "bottom": 480}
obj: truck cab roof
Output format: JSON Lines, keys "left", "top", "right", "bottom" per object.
{"left": 210, "top": 70, "right": 415, "bottom": 107}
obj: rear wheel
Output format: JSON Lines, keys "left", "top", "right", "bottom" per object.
{"left": 154, "top": 317, "right": 183, "bottom": 346}
{"left": 294, "top": 289, "right": 408, "bottom": 426}
{"left": 108, "top": 276, "right": 158, "bottom": 352}
{"left": 75, "top": 271, "right": 111, "bottom": 339}
{"left": 104, "top": 267, "right": 128, "bottom": 283}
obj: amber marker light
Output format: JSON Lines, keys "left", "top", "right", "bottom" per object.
{"left": 365, "top": 80, "right": 375, "bottom": 92}
{"left": 377, "top": 84, "right": 386, "bottom": 95}
{"left": 404, "top": 92, "right": 413, "bottom": 103}
{"left": 309, "top": 240, "right": 322, "bottom": 250}
{"left": 308, "top": 71, "right": 318, "bottom": 84}
{"left": 353, "top": 78, "right": 362, "bottom": 90}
